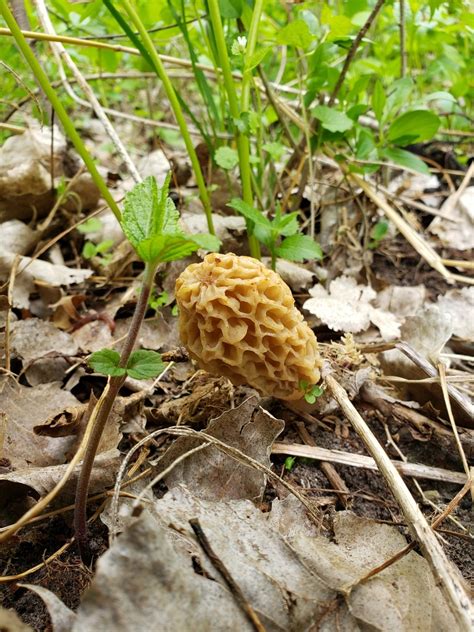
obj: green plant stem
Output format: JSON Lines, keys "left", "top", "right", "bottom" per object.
{"left": 118, "top": 0, "right": 215, "bottom": 236}
{"left": 207, "top": 0, "right": 260, "bottom": 259}
{"left": 73, "top": 262, "right": 157, "bottom": 559}
{"left": 0, "top": 1, "right": 121, "bottom": 221}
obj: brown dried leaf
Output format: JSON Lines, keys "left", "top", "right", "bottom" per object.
{"left": 11, "top": 318, "right": 78, "bottom": 364}
{"left": 159, "top": 396, "right": 284, "bottom": 501}
{"left": 0, "top": 377, "right": 80, "bottom": 468}
{"left": 0, "top": 450, "right": 120, "bottom": 526}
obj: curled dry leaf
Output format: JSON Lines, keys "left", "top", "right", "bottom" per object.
{"left": 0, "top": 253, "right": 92, "bottom": 309}
{"left": 0, "top": 219, "right": 39, "bottom": 256}
{"left": 0, "top": 377, "right": 81, "bottom": 469}
{"left": 19, "top": 584, "right": 75, "bottom": 632}
{"left": 157, "top": 396, "right": 284, "bottom": 501}
{"left": 0, "top": 450, "right": 120, "bottom": 526}
{"left": 304, "top": 276, "right": 401, "bottom": 340}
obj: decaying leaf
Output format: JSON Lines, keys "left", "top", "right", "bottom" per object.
{"left": 437, "top": 287, "right": 474, "bottom": 341}
{"left": 158, "top": 396, "right": 284, "bottom": 501}
{"left": 290, "top": 512, "right": 457, "bottom": 631}
{"left": 0, "top": 606, "right": 32, "bottom": 632}
{"left": 0, "top": 377, "right": 81, "bottom": 468}
{"left": 10, "top": 318, "right": 78, "bottom": 364}
{"left": 429, "top": 186, "right": 474, "bottom": 251}
{"left": 304, "top": 276, "right": 401, "bottom": 340}
{"left": 19, "top": 584, "right": 76, "bottom": 632}
{"left": 0, "top": 253, "right": 92, "bottom": 309}
{"left": 0, "top": 219, "right": 39, "bottom": 256}
{"left": 0, "top": 450, "right": 120, "bottom": 526}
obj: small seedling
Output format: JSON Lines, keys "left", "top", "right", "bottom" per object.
{"left": 284, "top": 456, "right": 297, "bottom": 471}
{"left": 299, "top": 380, "right": 324, "bottom": 404}
{"left": 149, "top": 290, "right": 169, "bottom": 312}
{"left": 368, "top": 220, "right": 389, "bottom": 250}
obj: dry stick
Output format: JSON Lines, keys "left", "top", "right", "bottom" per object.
{"left": 349, "top": 172, "right": 474, "bottom": 286}
{"left": 323, "top": 371, "right": 473, "bottom": 631}
{"left": 271, "top": 442, "right": 466, "bottom": 485}
{"left": 437, "top": 362, "right": 473, "bottom": 501}
{"left": 189, "top": 519, "right": 267, "bottom": 632}
{"left": 328, "top": 0, "right": 386, "bottom": 106}
{"left": 35, "top": 0, "right": 141, "bottom": 183}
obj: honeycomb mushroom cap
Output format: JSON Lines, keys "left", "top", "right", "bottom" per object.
{"left": 175, "top": 253, "right": 321, "bottom": 400}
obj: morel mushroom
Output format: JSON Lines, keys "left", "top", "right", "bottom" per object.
{"left": 175, "top": 253, "right": 322, "bottom": 400}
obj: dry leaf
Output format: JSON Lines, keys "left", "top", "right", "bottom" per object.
{"left": 0, "top": 606, "right": 32, "bottom": 632}
{"left": 290, "top": 512, "right": 457, "bottom": 632}
{"left": 11, "top": 318, "right": 78, "bottom": 364}
{"left": 0, "top": 377, "right": 80, "bottom": 468}
{"left": 437, "top": 287, "right": 474, "bottom": 341}
{"left": 74, "top": 511, "right": 254, "bottom": 632}
{"left": 0, "top": 253, "right": 92, "bottom": 309}
{"left": 19, "top": 584, "right": 76, "bottom": 632}
{"left": 429, "top": 186, "right": 474, "bottom": 251}
{"left": 0, "top": 219, "right": 39, "bottom": 255}
{"left": 158, "top": 397, "right": 284, "bottom": 501}
{"left": 0, "top": 450, "right": 120, "bottom": 525}
{"left": 304, "top": 276, "right": 401, "bottom": 340}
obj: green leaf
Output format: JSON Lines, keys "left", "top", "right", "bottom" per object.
{"left": 95, "top": 239, "right": 114, "bottom": 254}
{"left": 126, "top": 349, "right": 166, "bottom": 380}
{"left": 276, "top": 19, "right": 313, "bottom": 48}
{"left": 382, "top": 147, "right": 430, "bottom": 175}
{"left": 89, "top": 349, "right": 126, "bottom": 377}
{"left": 372, "top": 79, "right": 386, "bottom": 123}
{"left": 218, "top": 0, "right": 242, "bottom": 18}
{"left": 215, "top": 146, "right": 239, "bottom": 170}
{"left": 77, "top": 217, "right": 102, "bottom": 234}
{"left": 188, "top": 233, "right": 221, "bottom": 251}
{"left": 227, "top": 198, "right": 271, "bottom": 229}
{"left": 245, "top": 46, "right": 271, "bottom": 71}
{"left": 121, "top": 174, "right": 186, "bottom": 262}
{"left": 274, "top": 212, "right": 299, "bottom": 237}
{"left": 262, "top": 141, "right": 287, "bottom": 161}
{"left": 368, "top": 220, "right": 389, "bottom": 248}
{"left": 387, "top": 110, "right": 441, "bottom": 145}
{"left": 82, "top": 241, "right": 97, "bottom": 259}
{"left": 276, "top": 235, "right": 323, "bottom": 261}
{"left": 284, "top": 456, "right": 296, "bottom": 471}
{"left": 312, "top": 105, "right": 353, "bottom": 133}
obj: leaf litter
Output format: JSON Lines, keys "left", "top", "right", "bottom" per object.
{"left": 1, "top": 61, "right": 474, "bottom": 632}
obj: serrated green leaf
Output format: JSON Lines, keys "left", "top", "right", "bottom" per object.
{"left": 312, "top": 105, "right": 353, "bottom": 133}
{"left": 387, "top": 110, "right": 440, "bottom": 145}
{"left": 122, "top": 174, "right": 184, "bottom": 262}
{"left": 227, "top": 198, "right": 271, "bottom": 229}
{"left": 276, "top": 19, "right": 313, "bottom": 48}
{"left": 382, "top": 147, "right": 430, "bottom": 175}
{"left": 89, "top": 349, "right": 126, "bottom": 377}
{"left": 277, "top": 235, "right": 323, "bottom": 261}
{"left": 215, "top": 146, "right": 239, "bottom": 170}
{"left": 274, "top": 212, "right": 299, "bottom": 237}
{"left": 126, "top": 349, "right": 166, "bottom": 380}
